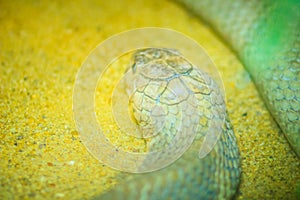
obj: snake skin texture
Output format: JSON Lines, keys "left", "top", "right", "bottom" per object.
{"left": 124, "top": 48, "right": 227, "bottom": 158}
{"left": 98, "top": 48, "right": 240, "bottom": 199}
{"left": 178, "top": 0, "right": 300, "bottom": 156}
{"left": 98, "top": 0, "right": 299, "bottom": 199}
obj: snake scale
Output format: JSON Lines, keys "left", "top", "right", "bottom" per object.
{"left": 98, "top": 0, "right": 299, "bottom": 199}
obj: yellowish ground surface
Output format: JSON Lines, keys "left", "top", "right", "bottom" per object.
{"left": 0, "top": 0, "right": 299, "bottom": 199}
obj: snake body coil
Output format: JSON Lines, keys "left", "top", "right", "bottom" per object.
{"left": 178, "top": 0, "right": 300, "bottom": 155}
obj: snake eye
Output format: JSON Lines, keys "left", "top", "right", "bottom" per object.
{"left": 134, "top": 54, "right": 149, "bottom": 67}
{"left": 152, "top": 49, "right": 162, "bottom": 59}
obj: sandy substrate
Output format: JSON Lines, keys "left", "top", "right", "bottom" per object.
{"left": 0, "top": 0, "right": 299, "bottom": 199}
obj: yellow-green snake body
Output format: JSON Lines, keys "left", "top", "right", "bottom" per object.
{"left": 99, "top": 0, "right": 299, "bottom": 199}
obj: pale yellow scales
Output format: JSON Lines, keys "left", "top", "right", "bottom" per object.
{"left": 99, "top": 48, "right": 240, "bottom": 199}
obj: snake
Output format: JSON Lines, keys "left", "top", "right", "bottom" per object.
{"left": 97, "top": 0, "right": 299, "bottom": 199}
